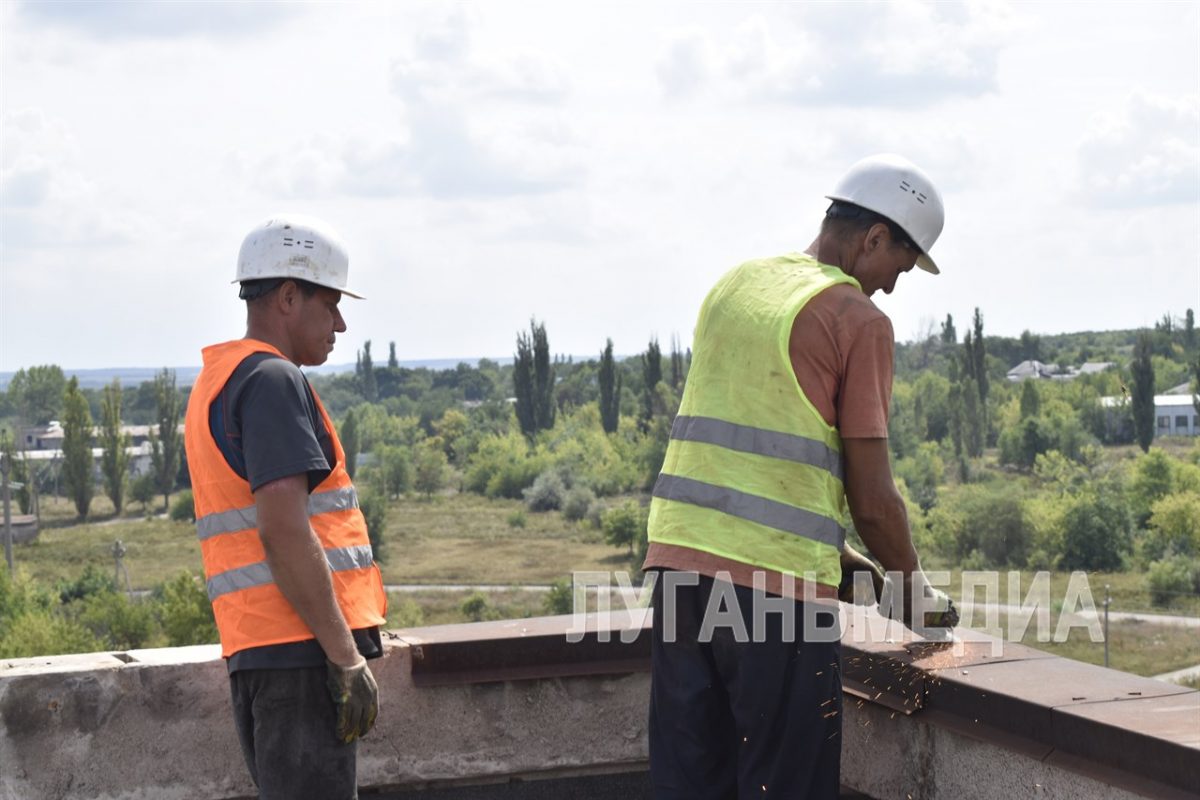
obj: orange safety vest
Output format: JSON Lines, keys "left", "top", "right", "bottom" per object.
{"left": 184, "top": 338, "right": 387, "bottom": 658}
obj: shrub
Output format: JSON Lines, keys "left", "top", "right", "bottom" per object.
{"left": 562, "top": 486, "right": 596, "bottom": 522}
{"left": 157, "top": 571, "right": 218, "bottom": 646}
{"left": 130, "top": 474, "right": 156, "bottom": 512}
{"left": 460, "top": 592, "right": 495, "bottom": 622}
{"left": 74, "top": 590, "right": 158, "bottom": 651}
{"left": 169, "top": 489, "right": 195, "bottom": 522}
{"left": 506, "top": 509, "right": 527, "bottom": 529}
{"left": 1146, "top": 555, "right": 1196, "bottom": 607}
{"left": 0, "top": 608, "right": 102, "bottom": 659}
{"left": 1059, "top": 489, "right": 1132, "bottom": 571}
{"left": 388, "top": 598, "right": 425, "bottom": 628}
{"left": 543, "top": 578, "right": 574, "bottom": 615}
{"left": 932, "top": 483, "right": 1032, "bottom": 567}
{"left": 603, "top": 501, "right": 647, "bottom": 558}
{"left": 57, "top": 564, "right": 117, "bottom": 604}
{"left": 1143, "top": 491, "right": 1200, "bottom": 561}
{"left": 524, "top": 470, "right": 567, "bottom": 512}
{"left": 413, "top": 441, "right": 449, "bottom": 497}
{"left": 464, "top": 433, "right": 545, "bottom": 499}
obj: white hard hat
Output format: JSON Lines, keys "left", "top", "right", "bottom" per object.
{"left": 826, "top": 153, "right": 945, "bottom": 274}
{"left": 234, "top": 214, "right": 363, "bottom": 298}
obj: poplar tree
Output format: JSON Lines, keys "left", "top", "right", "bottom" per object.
{"left": 1019, "top": 379, "right": 1040, "bottom": 420}
{"left": 341, "top": 409, "right": 360, "bottom": 479}
{"left": 960, "top": 334, "right": 984, "bottom": 457}
{"left": 940, "top": 314, "right": 957, "bottom": 345}
{"left": 669, "top": 334, "right": 685, "bottom": 389}
{"left": 1130, "top": 332, "right": 1156, "bottom": 453}
{"left": 149, "top": 368, "right": 182, "bottom": 513}
{"left": 641, "top": 338, "right": 663, "bottom": 426}
{"left": 514, "top": 319, "right": 555, "bottom": 438}
{"left": 598, "top": 338, "right": 621, "bottom": 434}
{"left": 971, "top": 308, "right": 989, "bottom": 438}
{"left": 388, "top": 341, "right": 399, "bottom": 369}
{"left": 357, "top": 341, "right": 378, "bottom": 402}
{"left": 532, "top": 321, "right": 555, "bottom": 432}
{"left": 61, "top": 377, "right": 94, "bottom": 519}
{"left": 100, "top": 379, "right": 130, "bottom": 514}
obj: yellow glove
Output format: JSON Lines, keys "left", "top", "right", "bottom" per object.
{"left": 326, "top": 657, "right": 379, "bottom": 744}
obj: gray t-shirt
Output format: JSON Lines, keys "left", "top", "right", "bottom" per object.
{"left": 208, "top": 351, "right": 380, "bottom": 673}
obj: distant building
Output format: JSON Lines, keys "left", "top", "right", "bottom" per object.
{"left": 1006, "top": 361, "right": 1114, "bottom": 382}
{"left": 1100, "top": 394, "right": 1200, "bottom": 438}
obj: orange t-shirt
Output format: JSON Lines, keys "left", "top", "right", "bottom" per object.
{"left": 643, "top": 281, "right": 895, "bottom": 598}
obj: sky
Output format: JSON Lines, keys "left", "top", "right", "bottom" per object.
{"left": 2, "top": 0, "right": 1198, "bottom": 373}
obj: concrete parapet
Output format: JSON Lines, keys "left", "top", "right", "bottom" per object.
{"left": 1, "top": 609, "right": 1196, "bottom": 799}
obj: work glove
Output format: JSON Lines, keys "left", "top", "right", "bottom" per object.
{"left": 837, "top": 544, "right": 886, "bottom": 604}
{"left": 881, "top": 570, "right": 960, "bottom": 641}
{"left": 326, "top": 657, "right": 379, "bottom": 744}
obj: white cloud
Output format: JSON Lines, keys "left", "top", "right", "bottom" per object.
{"left": 1076, "top": 92, "right": 1200, "bottom": 208}
{"left": 16, "top": 0, "right": 301, "bottom": 40}
{"left": 657, "top": 1, "right": 1016, "bottom": 107}
{"left": 0, "top": 108, "right": 145, "bottom": 248}
{"left": 372, "top": 9, "right": 582, "bottom": 201}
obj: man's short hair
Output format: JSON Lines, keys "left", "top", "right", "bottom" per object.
{"left": 822, "top": 201, "right": 919, "bottom": 252}
{"left": 239, "top": 278, "right": 321, "bottom": 302}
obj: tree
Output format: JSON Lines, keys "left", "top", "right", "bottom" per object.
{"left": 1130, "top": 332, "right": 1155, "bottom": 453}
{"left": 413, "top": 441, "right": 449, "bottom": 498}
{"left": 149, "top": 369, "right": 182, "bottom": 512}
{"left": 971, "top": 308, "right": 989, "bottom": 436}
{"left": 602, "top": 500, "right": 647, "bottom": 558}
{"left": 532, "top": 322, "right": 555, "bottom": 432}
{"left": 641, "top": 338, "right": 663, "bottom": 427}
{"left": 959, "top": 338, "right": 984, "bottom": 457}
{"left": 1183, "top": 308, "right": 1195, "bottom": 353}
{"left": 61, "top": 377, "right": 94, "bottom": 519}
{"left": 669, "top": 334, "right": 685, "bottom": 389}
{"left": 514, "top": 319, "right": 555, "bottom": 438}
{"left": 340, "top": 409, "right": 361, "bottom": 479}
{"left": 1019, "top": 380, "right": 1041, "bottom": 420}
{"left": 7, "top": 364, "right": 66, "bottom": 425}
{"left": 0, "top": 434, "right": 30, "bottom": 515}
{"left": 940, "top": 314, "right": 956, "bottom": 345}
{"left": 358, "top": 489, "right": 388, "bottom": 563}
{"left": 357, "top": 341, "right": 378, "bottom": 402}
{"left": 598, "top": 338, "right": 621, "bottom": 434}
{"left": 1059, "top": 490, "right": 1132, "bottom": 571}
{"left": 388, "top": 341, "right": 399, "bottom": 369}
{"left": 1018, "top": 330, "right": 1042, "bottom": 363}
{"left": 99, "top": 379, "right": 130, "bottom": 514}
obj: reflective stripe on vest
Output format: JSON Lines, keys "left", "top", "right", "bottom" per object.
{"left": 195, "top": 486, "right": 360, "bottom": 541}
{"left": 652, "top": 473, "right": 845, "bottom": 550}
{"left": 669, "top": 415, "right": 844, "bottom": 481}
{"left": 207, "top": 544, "right": 375, "bottom": 601}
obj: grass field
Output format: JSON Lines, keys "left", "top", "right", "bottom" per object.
{"left": 8, "top": 491, "right": 1198, "bottom": 679}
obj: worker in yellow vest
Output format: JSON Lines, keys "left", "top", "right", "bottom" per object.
{"left": 643, "top": 154, "right": 958, "bottom": 798}
{"left": 185, "top": 214, "right": 387, "bottom": 800}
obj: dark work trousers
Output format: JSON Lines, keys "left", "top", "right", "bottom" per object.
{"left": 230, "top": 666, "right": 359, "bottom": 800}
{"left": 649, "top": 571, "right": 842, "bottom": 799}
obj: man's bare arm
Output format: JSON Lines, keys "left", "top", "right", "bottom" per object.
{"left": 842, "top": 437, "right": 919, "bottom": 575}
{"left": 254, "top": 474, "right": 360, "bottom": 667}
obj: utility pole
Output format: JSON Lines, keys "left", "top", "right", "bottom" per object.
{"left": 1103, "top": 584, "right": 1111, "bottom": 669}
{"left": 3, "top": 448, "right": 12, "bottom": 574}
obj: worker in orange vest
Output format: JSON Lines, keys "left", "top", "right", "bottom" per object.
{"left": 184, "top": 214, "right": 387, "bottom": 800}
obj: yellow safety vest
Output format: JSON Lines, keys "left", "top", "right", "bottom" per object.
{"left": 647, "top": 254, "right": 859, "bottom": 588}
